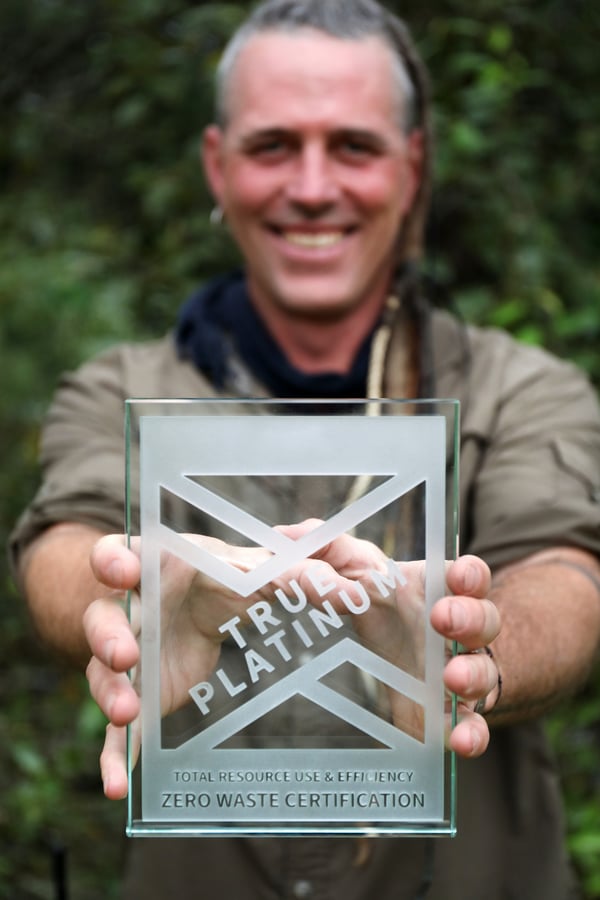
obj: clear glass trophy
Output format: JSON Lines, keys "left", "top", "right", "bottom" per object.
{"left": 125, "top": 399, "right": 459, "bottom": 837}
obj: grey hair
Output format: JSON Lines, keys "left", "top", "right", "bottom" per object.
{"left": 215, "top": 0, "right": 425, "bottom": 134}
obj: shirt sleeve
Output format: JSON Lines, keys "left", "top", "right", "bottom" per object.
{"left": 459, "top": 327, "right": 600, "bottom": 569}
{"left": 9, "top": 346, "right": 129, "bottom": 572}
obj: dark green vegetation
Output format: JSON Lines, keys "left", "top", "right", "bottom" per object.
{"left": 2, "top": 1, "right": 600, "bottom": 896}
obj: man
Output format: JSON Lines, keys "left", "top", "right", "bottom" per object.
{"left": 10, "top": 1, "right": 600, "bottom": 898}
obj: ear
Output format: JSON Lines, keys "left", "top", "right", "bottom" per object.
{"left": 201, "top": 125, "right": 226, "bottom": 207}
{"left": 400, "top": 128, "right": 424, "bottom": 215}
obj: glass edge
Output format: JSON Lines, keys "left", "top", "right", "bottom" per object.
{"left": 450, "top": 401, "right": 460, "bottom": 833}
{"left": 126, "top": 822, "right": 457, "bottom": 839}
{"left": 124, "top": 400, "right": 134, "bottom": 832}
{"left": 123, "top": 397, "right": 461, "bottom": 408}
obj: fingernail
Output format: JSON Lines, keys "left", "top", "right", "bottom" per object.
{"left": 450, "top": 601, "right": 467, "bottom": 633}
{"left": 104, "top": 638, "right": 116, "bottom": 667}
{"left": 107, "top": 559, "right": 124, "bottom": 584}
{"left": 464, "top": 563, "right": 479, "bottom": 593}
{"left": 470, "top": 725, "right": 481, "bottom": 756}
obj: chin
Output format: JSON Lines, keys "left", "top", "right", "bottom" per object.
{"left": 273, "top": 284, "right": 359, "bottom": 319}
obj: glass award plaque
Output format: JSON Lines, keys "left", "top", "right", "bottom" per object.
{"left": 125, "top": 399, "right": 459, "bottom": 837}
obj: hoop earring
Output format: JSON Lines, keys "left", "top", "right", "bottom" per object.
{"left": 209, "top": 205, "right": 224, "bottom": 226}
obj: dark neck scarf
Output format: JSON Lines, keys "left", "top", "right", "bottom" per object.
{"left": 175, "top": 271, "right": 374, "bottom": 398}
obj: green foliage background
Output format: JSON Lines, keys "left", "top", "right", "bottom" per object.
{"left": 1, "top": 1, "right": 599, "bottom": 897}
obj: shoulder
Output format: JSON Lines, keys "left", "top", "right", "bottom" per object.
{"left": 40, "top": 334, "right": 218, "bottom": 469}
{"left": 54, "top": 333, "right": 217, "bottom": 403}
{"left": 431, "top": 311, "right": 600, "bottom": 565}
{"left": 432, "top": 309, "right": 599, "bottom": 433}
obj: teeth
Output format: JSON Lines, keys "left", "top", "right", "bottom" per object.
{"left": 283, "top": 232, "right": 344, "bottom": 248}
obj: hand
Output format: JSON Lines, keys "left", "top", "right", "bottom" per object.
{"left": 281, "top": 523, "right": 501, "bottom": 752}
{"left": 431, "top": 555, "right": 501, "bottom": 757}
{"left": 84, "top": 534, "right": 500, "bottom": 799}
{"left": 84, "top": 533, "right": 273, "bottom": 797}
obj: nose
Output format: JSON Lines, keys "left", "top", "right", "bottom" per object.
{"left": 285, "top": 144, "right": 339, "bottom": 210}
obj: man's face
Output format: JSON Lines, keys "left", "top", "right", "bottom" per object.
{"left": 203, "top": 30, "right": 423, "bottom": 322}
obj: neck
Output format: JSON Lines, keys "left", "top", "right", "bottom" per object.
{"left": 247, "top": 292, "right": 390, "bottom": 375}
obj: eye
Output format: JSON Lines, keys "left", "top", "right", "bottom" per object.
{"left": 252, "top": 140, "right": 284, "bottom": 156}
{"left": 334, "top": 134, "right": 382, "bottom": 163}
{"left": 343, "top": 140, "right": 372, "bottom": 155}
{"left": 244, "top": 133, "right": 292, "bottom": 162}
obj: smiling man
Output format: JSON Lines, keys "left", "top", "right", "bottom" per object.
{"left": 202, "top": 29, "right": 423, "bottom": 372}
{"left": 10, "top": 1, "right": 600, "bottom": 899}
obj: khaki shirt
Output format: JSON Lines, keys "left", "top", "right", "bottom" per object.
{"left": 10, "top": 309, "right": 600, "bottom": 899}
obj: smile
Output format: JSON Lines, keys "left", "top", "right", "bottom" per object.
{"left": 280, "top": 231, "right": 347, "bottom": 248}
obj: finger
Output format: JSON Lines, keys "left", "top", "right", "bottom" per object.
{"left": 86, "top": 655, "right": 140, "bottom": 726}
{"left": 443, "top": 650, "right": 498, "bottom": 702}
{"left": 276, "top": 519, "right": 323, "bottom": 539}
{"left": 447, "top": 705, "right": 490, "bottom": 758}
{"left": 100, "top": 722, "right": 131, "bottom": 800}
{"left": 445, "top": 554, "right": 491, "bottom": 599}
{"left": 278, "top": 521, "right": 386, "bottom": 575}
{"left": 83, "top": 597, "right": 139, "bottom": 672}
{"left": 90, "top": 534, "right": 141, "bottom": 590}
{"left": 430, "top": 595, "right": 500, "bottom": 649}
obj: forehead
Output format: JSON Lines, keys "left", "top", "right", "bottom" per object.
{"left": 222, "top": 30, "right": 404, "bottom": 134}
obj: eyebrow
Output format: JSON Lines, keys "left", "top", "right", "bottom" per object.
{"left": 237, "top": 126, "right": 391, "bottom": 150}
{"left": 332, "top": 128, "right": 390, "bottom": 150}
{"left": 237, "top": 128, "right": 290, "bottom": 148}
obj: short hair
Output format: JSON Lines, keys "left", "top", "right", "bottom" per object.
{"left": 212, "top": 0, "right": 433, "bottom": 264}
{"left": 215, "top": 0, "right": 425, "bottom": 135}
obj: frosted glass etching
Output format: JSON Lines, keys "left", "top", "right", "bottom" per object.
{"left": 126, "top": 400, "right": 459, "bottom": 837}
